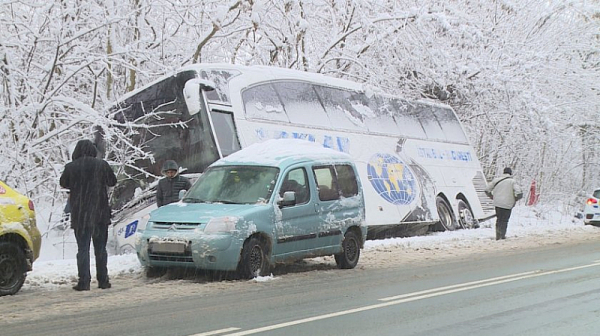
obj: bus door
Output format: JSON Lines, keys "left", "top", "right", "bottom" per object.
{"left": 206, "top": 104, "right": 241, "bottom": 158}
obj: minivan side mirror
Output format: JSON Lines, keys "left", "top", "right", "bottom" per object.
{"left": 178, "top": 189, "right": 187, "bottom": 200}
{"left": 278, "top": 191, "right": 296, "bottom": 207}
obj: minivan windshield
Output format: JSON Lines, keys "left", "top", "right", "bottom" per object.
{"left": 183, "top": 166, "right": 279, "bottom": 204}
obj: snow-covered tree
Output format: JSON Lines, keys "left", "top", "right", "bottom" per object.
{"left": 1, "top": 0, "right": 598, "bottom": 224}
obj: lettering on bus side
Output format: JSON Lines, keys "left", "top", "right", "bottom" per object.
{"left": 417, "top": 147, "right": 472, "bottom": 162}
{"left": 255, "top": 128, "right": 350, "bottom": 153}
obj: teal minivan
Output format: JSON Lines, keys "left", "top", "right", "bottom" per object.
{"left": 135, "top": 139, "right": 366, "bottom": 278}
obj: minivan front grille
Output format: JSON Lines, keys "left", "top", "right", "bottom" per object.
{"left": 152, "top": 222, "right": 200, "bottom": 231}
{"left": 148, "top": 253, "right": 194, "bottom": 263}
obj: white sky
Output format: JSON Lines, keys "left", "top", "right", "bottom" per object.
{"left": 23, "top": 202, "right": 590, "bottom": 292}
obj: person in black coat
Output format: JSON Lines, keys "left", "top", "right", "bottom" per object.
{"left": 60, "top": 140, "right": 117, "bottom": 291}
{"left": 156, "top": 160, "right": 191, "bottom": 207}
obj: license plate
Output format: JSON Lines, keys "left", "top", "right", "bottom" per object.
{"left": 149, "top": 241, "right": 187, "bottom": 254}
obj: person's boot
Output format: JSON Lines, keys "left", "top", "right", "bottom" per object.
{"left": 72, "top": 282, "right": 90, "bottom": 291}
{"left": 98, "top": 282, "right": 112, "bottom": 289}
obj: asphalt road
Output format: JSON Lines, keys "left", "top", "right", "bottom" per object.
{"left": 3, "top": 239, "right": 600, "bottom": 336}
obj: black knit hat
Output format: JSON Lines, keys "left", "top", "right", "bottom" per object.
{"left": 503, "top": 167, "right": 512, "bottom": 175}
{"left": 162, "top": 160, "right": 179, "bottom": 173}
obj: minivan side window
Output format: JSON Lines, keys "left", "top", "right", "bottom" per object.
{"left": 279, "top": 168, "right": 310, "bottom": 204}
{"left": 335, "top": 164, "right": 359, "bottom": 197}
{"left": 313, "top": 166, "right": 340, "bottom": 201}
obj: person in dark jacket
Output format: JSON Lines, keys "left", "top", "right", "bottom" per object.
{"left": 156, "top": 160, "right": 191, "bottom": 207}
{"left": 485, "top": 167, "right": 523, "bottom": 240}
{"left": 60, "top": 140, "right": 117, "bottom": 291}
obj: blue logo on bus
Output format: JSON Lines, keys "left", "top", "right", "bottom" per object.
{"left": 367, "top": 154, "right": 417, "bottom": 205}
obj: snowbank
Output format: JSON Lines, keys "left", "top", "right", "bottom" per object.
{"left": 23, "top": 202, "right": 594, "bottom": 291}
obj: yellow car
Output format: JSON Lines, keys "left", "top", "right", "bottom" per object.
{"left": 0, "top": 181, "right": 41, "bottom": 296}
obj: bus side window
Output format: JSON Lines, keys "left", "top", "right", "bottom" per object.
{"left": 273, "top": 81, "right": 330, "bottom": 128}
{"left": 242, "top": 84, "right": 289, "bottom": 122}
{"left": 392, "top": 99, "right": 427, "bottom": 139}
{"left": 414, "top": 105, "right": 446, "bottom": 141}
{"left": 432, "top": 106, "right": 469, "bottom": 143}
{"left": 350, "top": 92, "right": 399, "bottom": 135}
{"left": 314, "top": 86, "right": 364, "bottom": 132}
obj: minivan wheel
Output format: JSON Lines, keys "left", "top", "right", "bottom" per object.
{"left": 0, "top": 242, "right": 28, "bottom": 296}
{"left": 335, "top": 230, "right": 360, "bottom": 269}
{"left": 238, "top": 237, "right": 270, "bottom": 279}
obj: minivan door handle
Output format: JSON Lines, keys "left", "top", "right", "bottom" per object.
{"left": 314, "top": 203, "right": 319, "bottom": 213}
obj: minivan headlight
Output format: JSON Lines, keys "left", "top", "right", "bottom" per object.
{"left": 204, "top": 216, "right": 238, "bottom": 234}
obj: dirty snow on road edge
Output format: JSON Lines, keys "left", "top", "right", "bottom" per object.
{"left": 21, "top": 202, "right": 597, "bottom": 292}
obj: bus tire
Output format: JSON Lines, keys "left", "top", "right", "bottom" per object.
{"left": 335, "top": 230, "right": 360, "bottom": 269}
{"left": 436, "top": 196, "right": 460, "bottom": 231}
{"left": 457, "top": 199, "right": 479, "bottom": 229}
{"left": 119, "top": 244, "right": 135, "bottom": 255}
{"left": 238, "top": 237, "right": 270, "bottom": 279}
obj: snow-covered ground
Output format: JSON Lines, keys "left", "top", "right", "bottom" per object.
{"left": 23, "top": 202, "right": 595, "bottom": 292}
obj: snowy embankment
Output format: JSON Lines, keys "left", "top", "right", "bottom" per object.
{"left": 23, "top": 203, "right": 594, "bottom": 291}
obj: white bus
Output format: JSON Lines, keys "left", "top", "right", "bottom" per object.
{"left": 104, "top": 63, "right": 494, "bottom": 250}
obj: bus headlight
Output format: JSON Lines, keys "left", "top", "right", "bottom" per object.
{"left": 204, "top": 216, "right": 238, "bottom": 234}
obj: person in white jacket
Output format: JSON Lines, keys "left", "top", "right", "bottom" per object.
{"left": 485, "top": 167, "right": 523, "bottom": 240}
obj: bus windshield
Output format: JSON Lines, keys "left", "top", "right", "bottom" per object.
{"left": 183, "top": 166, "right": 279, "bottom": 205}
{"left": 109, "top": 70, "right": 220, "bottom": 210}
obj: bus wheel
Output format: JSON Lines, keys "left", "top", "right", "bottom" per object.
{"left": 119, "top": 244, "right": 135, "bottom": 255}
{"left": 436, "top": 197, "right": 460, "bottom": 231}
{"left": 457, "top": 200, "right": 479, "bottom": 229}
{"left": 238, "top": 237, "right": 270, "bottom": 279}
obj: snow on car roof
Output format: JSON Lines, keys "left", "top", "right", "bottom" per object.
{"left": 212, "top": 139, "right": 352, "bottom": 167}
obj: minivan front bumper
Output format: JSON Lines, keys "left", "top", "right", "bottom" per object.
{"left": 136, "top": 231, "right": 243, "bottom": 271}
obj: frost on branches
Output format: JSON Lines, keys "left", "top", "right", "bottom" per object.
{"left": 0, "top": 0, "right": 598, "bottom": 225}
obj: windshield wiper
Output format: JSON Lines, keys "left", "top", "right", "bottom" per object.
{"left": 215, "top": 200, "right": 241, "bottom": 205}
{"left": 182, "top": 197, "right": 204, "bottom": 203}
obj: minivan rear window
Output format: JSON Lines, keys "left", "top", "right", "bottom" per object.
{"left": 335, "top": 165, "right": 359, "bottom": 197}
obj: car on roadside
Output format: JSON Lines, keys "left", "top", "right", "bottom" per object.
{"left": 0, "top": 181, "right": 41, "bottom": 296}
{"left": 135, "top": 139, "right": 367, "bottom": 278}
{"left": 583, "top": 188, "right": 600, "bottom": 226}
